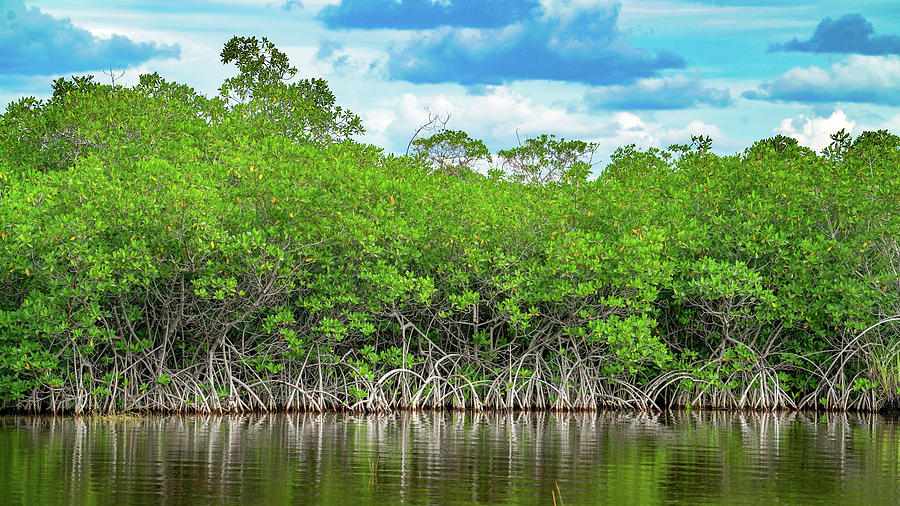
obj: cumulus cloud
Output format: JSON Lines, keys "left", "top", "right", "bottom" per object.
{"left": 386, "top": 2, "right": 684, "bottom": 85}
{"left": 775, "top": 108, "right": 900, "bottom": 152}
{"left": 769, "top": 14, "right": 900, "bottom": 55}
{"left": 774, "top": 109, "right": 856, "bottom": 152}
{"left": 601, "top": 112, "right": 724, "bottom": 150}
{"left": 742, "top": 55, "right": 900, "bottom": 105}
{"left": 584, "top": 75, "right": 731, "bottom": 110}
{"left": 360, "top": 86, "right": 725, "bottom": 168}
{"left": 362, "top": 87, "right": 589, "bottom": 152}
{"left": 318, "top": 0, "right": 539, "bottom": 29}
{"left": 0, "top": 0, "right": 179, "bottom": 76}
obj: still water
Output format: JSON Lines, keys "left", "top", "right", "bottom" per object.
{"left": 1, "top": 411, "right": 898, "bottom": 505}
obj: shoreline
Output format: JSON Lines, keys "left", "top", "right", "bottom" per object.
{"left": 5, "top": 402, "right": 899, "bottom": 417}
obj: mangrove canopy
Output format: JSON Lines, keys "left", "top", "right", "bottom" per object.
{"left": 0, "top": 37, "right": 898, "bottom": 414}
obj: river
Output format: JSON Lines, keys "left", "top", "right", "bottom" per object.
{"left": 1, "top": 411, "right": 898, "bottom": 504}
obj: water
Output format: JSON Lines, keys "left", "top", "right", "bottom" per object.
{"left": 1, "top": 411, "right": 898, "bottom": 505}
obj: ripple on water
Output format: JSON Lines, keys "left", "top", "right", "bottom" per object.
{"left": 1, "top": 411, "right": 898, "bottom": 505}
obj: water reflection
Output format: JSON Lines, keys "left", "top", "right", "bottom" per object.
{"left": 1, "top": 411, "right": 898, "bottom": 505}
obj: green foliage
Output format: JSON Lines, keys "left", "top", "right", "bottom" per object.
{"left": 0, "top": 35, "right": 897, "bottom": 413}
{"left": 219, "top": 35, "right": 363, "bottom": 145}
{"left": 411, "top": 129, "right": 491, "bottom": 178}
{"left": 498, "top": 134, "right": 598, "bottom": 185}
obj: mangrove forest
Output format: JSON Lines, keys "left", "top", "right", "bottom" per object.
{"left": 1, "top": 37, "right": 898, "bottom": 414}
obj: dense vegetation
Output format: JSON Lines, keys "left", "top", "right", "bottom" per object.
{"left": 1, "top": 38, "right": 898, "bottom": 414}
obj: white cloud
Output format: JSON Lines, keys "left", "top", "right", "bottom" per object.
{"left": 361, "top": 86, "right": 600, "bottom": 153}
{"left": 584, "top": 75, "right": 731, "bottom": 109}
{"left": 775, "top": 107, "right": 900, "bottom": 153}
{"left": 595, "top": 113, "right": 724, "bottom": 151}
{"left": 537, "top": 0, "right": 618, "bottom": 21}
{"left": 745, "top": 55, "right": 900, "bottom": 105}
{"left": 360, "top": 86, "right": 726, "bottom": 170}
{"left": 775, "top": 109, "right": 856, "bottom": 151}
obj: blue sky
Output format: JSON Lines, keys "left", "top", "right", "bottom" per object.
{"left": 3, "top": 0, "right": 900, "bottom": 166}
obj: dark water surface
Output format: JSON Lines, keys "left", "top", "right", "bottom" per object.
{"left": 1, "top": 411, "right": 898, "bottom": 505}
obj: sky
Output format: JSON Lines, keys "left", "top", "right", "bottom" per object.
{"left": 3, "top": 0, "right": 900, "bottom": 168}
